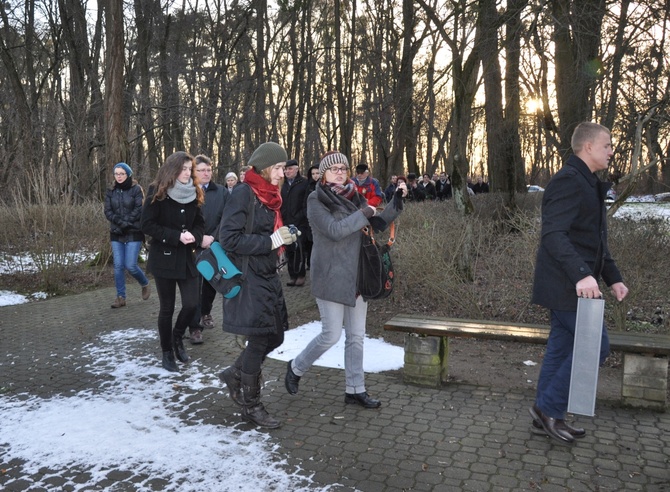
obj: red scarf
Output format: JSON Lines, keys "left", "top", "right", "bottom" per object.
{"left": 244, "top": 168, "right": 284, "bottom": 232}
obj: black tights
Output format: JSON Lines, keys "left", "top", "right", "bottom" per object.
{"left": 153, "top": 275, "right": 199, "bottom": 352}
{"left": 235, "top": 332, "right": 284, "bottom": 375}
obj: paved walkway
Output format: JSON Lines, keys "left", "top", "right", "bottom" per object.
{"left": 1, "top": 273, "right": 669, "bottom": 491}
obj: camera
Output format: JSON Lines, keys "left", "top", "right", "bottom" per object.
{"left": 288, "top": 224, "right": 298, "bottom": 235}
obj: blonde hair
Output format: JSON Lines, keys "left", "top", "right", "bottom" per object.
{"left": 571, "top": 122, "right": 609, "bottom": 154}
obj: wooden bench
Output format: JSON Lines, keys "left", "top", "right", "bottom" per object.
{"left": 384, "top": 314, "right": 670, "bottom": 411}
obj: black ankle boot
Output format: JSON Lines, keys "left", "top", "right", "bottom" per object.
{"left": 240, "top": 371, "right": 281, "bottom": 428}
{"left": 219, "top": 365, "right": 243, "bottom": 406}
{"left": 284, "top": 360, "right": 301, "bottom": 395}
{"left": 162, "top": 351, "right": 178, "bottom": 372}
{"left": 173, "top": 334, "right": 189, "bottom": 363}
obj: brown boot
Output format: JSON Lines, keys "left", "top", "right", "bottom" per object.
{"left": 111, "top": 296, "right": 126, "bottom": 309}
{"left": 141, "top": 282, "right": 151, "bottom": 300}
{"left": 240, "top": 371, "right": 281, "bottom": 428}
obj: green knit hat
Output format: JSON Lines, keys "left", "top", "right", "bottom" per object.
{"left": 247, "top": 142, "right": 288, "bottom": 171}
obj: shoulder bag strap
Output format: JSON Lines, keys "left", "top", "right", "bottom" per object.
{"left": 362, "top": 220, "right": 395, "bottom": 247}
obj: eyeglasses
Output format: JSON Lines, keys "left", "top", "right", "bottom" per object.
{"left": 114, "top": 172, "right": 127, "bottom": 176}
{"left": 328, "top": 166, "right": 349, "bottom": 174}
{"left": 195, "top": 169, "right": 212, "bottom": 173}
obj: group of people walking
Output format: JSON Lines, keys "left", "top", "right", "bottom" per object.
{"left": 104, "top": 143, "right": 407, "bottom": 429}
{"left": 104, "top": 122, "right": 628, "bottom": 441}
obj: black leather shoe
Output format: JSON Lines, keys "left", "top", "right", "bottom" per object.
{"left": 173, "top": 335, "right": 190, "bottom": 363}
{"left": 531, "top": 418, "right": 586, "bottom": 438}
{"left": 284, "top": 360, "right": 301, "bottom": 395}
{"left": 345, "top": 392, "right": 381, "bottom": 409}
{"left": 529, "top": 405, "right": 574, "bottom": 444}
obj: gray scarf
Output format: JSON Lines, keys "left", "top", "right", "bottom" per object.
{"left": 167, "top": 178, "right": 197, "bottom": 204}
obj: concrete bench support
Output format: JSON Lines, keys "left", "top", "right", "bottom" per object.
{"left": 622, "top": 354, "right": 668, "bottom": 411}
{"left": 402, "top": 334, "right": 448, "bottom": 387}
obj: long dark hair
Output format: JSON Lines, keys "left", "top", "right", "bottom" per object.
{"left": 150, "top": 151, "right": 204, "bottom": 205}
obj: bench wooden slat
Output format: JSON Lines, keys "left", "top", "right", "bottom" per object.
{"left": 384, "top": 314, "right": 670, "bottom": 356}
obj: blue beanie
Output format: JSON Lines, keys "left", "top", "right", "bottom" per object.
{"left": 114, "top": 162, "right": 133, "bottom": 177}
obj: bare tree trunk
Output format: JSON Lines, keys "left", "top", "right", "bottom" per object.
{"left": 253, "top": 0, "right": 267, "bottom": 143}
{"left": 552, "top": 0, "right": 606, "bottom": 156}
{"left": 389, "top": 0, "right": 417, "bottom": 178}
{"left": 334, "top": 0, "right": 357, "bottom": 157}
{"left": 134, "top": 0, "right": 161, "bottom": 175}
{"left": 504, "top": 0, "right": 526, "bottom": 194}
{"left": 104, "top": 0, "right": 128, "bottom": 172}
{"left": 0, "top": 0, "right": 42, "bottom": 198}
{"left": 480, "top": 0, "right": 505, "bottom": 191}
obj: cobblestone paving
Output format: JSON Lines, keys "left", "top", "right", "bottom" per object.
{"left": 1, "top": 275, "right": 669, "bottom": 491}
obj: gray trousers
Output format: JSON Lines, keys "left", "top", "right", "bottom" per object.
{"left": 292, "top": 296, "right": 368, "bottom": 394}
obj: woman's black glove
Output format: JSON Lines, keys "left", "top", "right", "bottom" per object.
{"left": 393, "top": 189, "right": 404, "bottom": 211}
{"left": 368, "top": 216, "right": 388, "bottom": 233}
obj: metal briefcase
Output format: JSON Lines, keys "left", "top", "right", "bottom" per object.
{"left": 567, "top": 297, "right": 606, "bottom": 416}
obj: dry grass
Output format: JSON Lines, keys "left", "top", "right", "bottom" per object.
{"left": 0, "top": 192, "right": 667, "bottom": 335}
{"left": 372, "top": 193, "right": 669, "bottom": 335}
{"left": 0, "top": 196, "right": 113, "bottom": 295}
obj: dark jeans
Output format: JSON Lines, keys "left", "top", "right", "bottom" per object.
{"left": 235, "top": 331, "right": 285, "bottom": 375}
{"left": 535, "top": 309, "right": 610, "bottom": 419}
{"left": 154, "top": 275, "right": 199, "bottom": 352}
{"left": 189, "top": 275, "right": 218, "bottom": 333}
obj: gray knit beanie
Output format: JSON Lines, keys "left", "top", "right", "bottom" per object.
{"left": 247, "top": 142, "right": 288, "bottom": 171}
{"left": 318, "top": 151, "right": 349, "bottom": 178}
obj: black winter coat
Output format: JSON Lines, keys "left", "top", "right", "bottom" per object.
{"left": 201, "top": 181, "right": 227, "bottom": 236}
{"left": 281, "top": 174, "right": 309, "bottom": 233}
{"left": 219, "top": 183, "right": 289, "bottom": 337}
{"left": 104, "top": 182, "right": 145, "bottom": 242}
{"left": 532, "top": 155, "right": 622, "bottom": 311}
{"left": 141, "top": 186, "right": 205, "bottom": 280}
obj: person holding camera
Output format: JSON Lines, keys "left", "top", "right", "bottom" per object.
{"left": 217, "top": 142, "right": 298, "bottom": 429}
{"left": 284, "top": 151, "right": 406, "bottom": 409}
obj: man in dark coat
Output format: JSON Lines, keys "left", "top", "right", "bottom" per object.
{"left": 405, "top": 173, "right": 426, "bottom": 202}
{"left": 529, "top": 122, "right": 628, "bottom": 444}
{"left": 419, "top": 174, "right": 437, "bottom": 200}
{"left": 280, "top": 159, "right": 309, "bottom": 286}
{"left": 188, "top": 155, "right": 227, "bottom": 344}
{"left": 435, "top": 172, "right": 452, "bottom": 200}
{"left": 472, "top": 176, "right": 489, "bottom": 193}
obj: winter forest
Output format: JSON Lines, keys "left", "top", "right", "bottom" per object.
{"left": 0, "top": 0, "right": 669, "bottom": 204}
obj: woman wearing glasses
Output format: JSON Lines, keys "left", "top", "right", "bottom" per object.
{"left": 284, "top": 151, "right": 407, "bottom": 408}
{"left": 104, "top": 162, "right": 151, "bottom": 309}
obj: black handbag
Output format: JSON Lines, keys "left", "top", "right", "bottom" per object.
{"left": 357, "top": 221, "right": 395, "bottom": 301}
